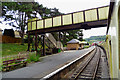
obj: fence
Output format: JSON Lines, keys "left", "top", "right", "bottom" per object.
{"left": 2, "top": 52, "right": 36, "bottom": 61}
{"left": 0, "top": 35, "right": 21, "bottom": 43}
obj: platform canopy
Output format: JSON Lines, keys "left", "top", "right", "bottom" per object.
{"left": 27, "top": 6, "right": 109, "bottom": 35}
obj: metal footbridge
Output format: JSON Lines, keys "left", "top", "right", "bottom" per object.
{"left": 27, "top": 5, "right": 109, "bottom": 54}
{"left": 27, "top": 6, "right": 109, "bottom": 35}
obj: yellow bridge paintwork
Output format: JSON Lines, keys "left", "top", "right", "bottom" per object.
{"left": 27, "top": 6, "right": 109, "bottom": 31}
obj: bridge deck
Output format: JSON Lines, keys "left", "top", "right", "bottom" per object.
{"left": 27, "top": 6, "right": 109, "bottom": 35}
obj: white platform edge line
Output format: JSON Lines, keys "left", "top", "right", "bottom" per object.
{"left": 42, "top": 46, "right": 95, "bottom": 80}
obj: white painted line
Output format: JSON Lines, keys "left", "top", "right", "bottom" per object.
{"left": 41, "top": 47, "right": 95, "bottom": 80}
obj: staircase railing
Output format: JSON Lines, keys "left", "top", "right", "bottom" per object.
{"left": 45, "top": 33, "right": 63, "bottom": 50}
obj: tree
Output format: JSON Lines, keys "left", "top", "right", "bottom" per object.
{"left": 66, "top": 29, "right": 83, "bottom": 41}
{"left": 2, "top": 2, "right": 38, "bottom": 45}
{"left": 61, "top": 29, "right": 84, "bottom": 46}
{"left": 1, "top": 2, "right": 62, "bottom": 45}
{"left": 1, "top": 2, "right": 83, "bottom": 47}
{"left": 49, "top": 8, "right": 63, "bottom": 17}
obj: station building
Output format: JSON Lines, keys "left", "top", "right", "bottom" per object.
{"left": 67, "top": 39, "right": 87, "bottom": 50}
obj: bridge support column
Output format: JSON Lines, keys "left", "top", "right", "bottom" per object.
{"left": 35, "top": 33, "right": 38, "bottom": 55}
{"left": 59, "top": 32, "right": 61, "bottom": 42}
{"left": 27, "top": 33, "right": 30, "bottom": 51}
{"left": 42, "top": 34, "right": 46, "bottom": 56}
{"left": 63, "top": 31, "right": 66, "bottom": 47}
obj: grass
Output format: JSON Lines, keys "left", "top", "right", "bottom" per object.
{"left": 2, "top": 42, "right": 50, "bottom": 57}
{"left": 27, "top": 53, "right": 41, "bottom": 63}
{"left": 0, "top": 58, "right": 2, "bottom": 71}
{"left": 2, "top": 43, "right": 28, "bottom": 56}
{"left": 1, "top": 43, "right": 43, "bottom": 71}
{"left": 84, "top": 45, "right": 90, "bottom": 48}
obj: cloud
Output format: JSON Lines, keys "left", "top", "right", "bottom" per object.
{"left": 83, "top": 27, "right": 107, "bottom": 39}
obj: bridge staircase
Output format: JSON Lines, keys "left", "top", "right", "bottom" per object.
{"left": 40, "top": 33, "right": 63, "bottom": 54}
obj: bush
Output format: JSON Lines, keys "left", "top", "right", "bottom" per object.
{"left": 84, "top": 45, "right": 90, "bottom": 48}
{"left": 27, "top": 53, "right": 40, "bottom": 63}
{"left": 24, "top": 35, "right": 33, "bottom": 43}
{"left": 37, "top": 49, "right": 42, "bottom": 56}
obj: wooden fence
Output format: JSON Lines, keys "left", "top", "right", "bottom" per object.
{"left": 0, "top": 35, "right": 21, "bottom": 43}
{"left": 2, "top": 52, "right": 36, "bottom": 61}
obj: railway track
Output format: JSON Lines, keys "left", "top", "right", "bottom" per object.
{"left": 70, "top": 47, "right": 101, "bottom": 80}
{"left": 42, "top": 47, "right": 104, "bottom": 80}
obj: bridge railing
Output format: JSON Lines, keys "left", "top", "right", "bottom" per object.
{"left": 27, "top": 6, "right": 109, "bottom": 32}
{"left": 45, "top": 33, "right": 63, "bottom": 50}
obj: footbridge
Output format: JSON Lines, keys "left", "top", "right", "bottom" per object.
{"left": 27, "top": 6, "right": 109, "bottom": 35}
{"left": 27, "top": 5, "right": 109, "bottom": 55}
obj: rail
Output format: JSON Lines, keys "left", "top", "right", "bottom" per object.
{"left": 42, "top": 46, "right": 95, "bottom": 80}
{"left": 71, "top": 47, "right": 101, "bottom": 80}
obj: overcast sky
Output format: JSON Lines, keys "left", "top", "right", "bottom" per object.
{"left": 37, "top": 0, "right": 110, "bottom": 13}
{"left": 0, "top": 0, "right": 110, "bottom": 39}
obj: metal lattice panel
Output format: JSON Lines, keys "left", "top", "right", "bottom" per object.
{"left": 27, "top": 6, "right": 109, "bottom": 32}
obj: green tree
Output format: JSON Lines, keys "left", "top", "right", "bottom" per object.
{"left": 1, "top": 2, "right": 62, "bottom": 45}
{"left": 66, "top": 29, "right": 83, "bottom": 41}
{"left": 49, "top": 8, "right": 63, "bottom": 17}
{"left": 2, "top": 2, "right": 38, "bottom": 45}
{"left": 61, "top": 29, "right": 83, "bottom": 46}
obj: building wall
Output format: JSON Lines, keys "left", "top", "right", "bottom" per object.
{"left": 80, "top": 44, "right": 84, "bottom": 49}
{"left": 0, "top": 36, "right": 21, "bottom": 43}
{"left": 0, "top": 31, "right": 2, "bottom": 36}
{"left": 67, "top": 43, "right": 80, "bottom": 50}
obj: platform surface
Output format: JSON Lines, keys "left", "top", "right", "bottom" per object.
{"left": 100, "top": 48, "right": 110, "bottom": 79}
{"left": 2, "top": 47, "right": 94, "bottom": 79}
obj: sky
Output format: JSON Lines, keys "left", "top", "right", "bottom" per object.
{"left": 37, "top": 0, "right": 110, "bottom": 13}
{"left": 0, "top": 0, "right": 110, "bottom": 39}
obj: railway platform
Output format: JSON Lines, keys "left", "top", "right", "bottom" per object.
{"left": 2, "top": 47, "right": 94, "bottom": 79}
{"left": 100, "top": 47, "right": 110, "bottom": 79}
{"left": 42, "top": 46, "right": 110, "bottom": 80}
